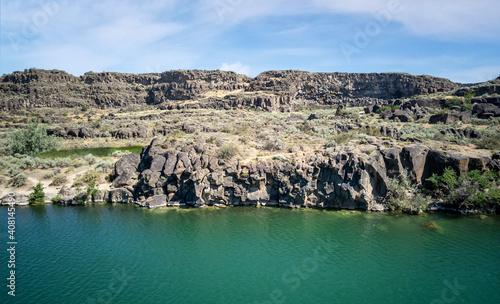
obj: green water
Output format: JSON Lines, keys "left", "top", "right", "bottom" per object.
{"left": 1, "top": 205, "right": 499, "bottom": 304}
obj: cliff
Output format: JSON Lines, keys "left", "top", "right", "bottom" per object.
{"left": 0, "top": 68, "right": 458, "bottom": 111}
{"left": 105, "top": 138, "right": 497, "bottom": 212}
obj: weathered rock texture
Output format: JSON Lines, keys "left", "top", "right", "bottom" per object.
{"left": 108, "top": 139, "right": 496, "bottom": 210}
{"left": 0, "top": 69, "right": 458, "bottom": 111}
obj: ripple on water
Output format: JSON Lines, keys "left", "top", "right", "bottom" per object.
{"left": 2, "top": 205, "right": 499, "bottom": 304}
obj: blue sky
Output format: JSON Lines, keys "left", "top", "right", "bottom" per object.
{"left": 1, "top": 0, "right": 499, "bottom": 83}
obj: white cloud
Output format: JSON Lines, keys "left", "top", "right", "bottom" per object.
{"left": 311, "top": 0, "right": 500, "bottom": 39}
{"left": 197, "top": 0, "right": 500, "bottom": 40}
{"left": 220, "top": 62, "right": 251, "bottom": 76}
{"left": 440, "top": 66, "right": 500, "bottom": 84}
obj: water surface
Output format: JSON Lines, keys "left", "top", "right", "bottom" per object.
{"left": 1, "top": 205, "right": 499, "bottom": 304}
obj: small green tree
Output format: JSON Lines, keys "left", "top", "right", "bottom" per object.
{"left": 8, "top": 123, "right": 58, "bottom": 156}
{"left": 76, "top": 180, "right": 100, "bottom": 204}
{"left": 28, "top": 182, "right": 45, "bottom": 205}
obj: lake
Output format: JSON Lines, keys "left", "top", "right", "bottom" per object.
{"left": 1, "top": 204, "right": 499, "bottom": 304}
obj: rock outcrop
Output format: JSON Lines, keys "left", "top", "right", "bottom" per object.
{"left": 0, "top": 68, "right": 458, "bottom": 111}
{"left": 107, "top": 139, "right": 496, "bottom": 210}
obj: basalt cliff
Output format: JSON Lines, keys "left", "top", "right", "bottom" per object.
{"left": 0, "top": 68, "right": 458, "bottom": 111}
{"left": 103, "top": 138, "right": 498, "bottom": 212}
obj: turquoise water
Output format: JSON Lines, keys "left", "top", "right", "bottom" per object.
{"left": 1, "top": 205, "right": 499, "bottom": 304}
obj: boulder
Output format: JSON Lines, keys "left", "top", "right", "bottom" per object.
{"left": 114, "top": 153, "right": 140, "bottom": 176}
{"left": 150, "top": 155, "right": 166, "bottom": 172}
{"left": 391, "top": 109, "right": 412, "bottom": 122}
{"left": 473, "top": 103, "right": 500, "bottom": 118}
{"left": 143, "top": 195, "right": 167, "bottom": 209}
{"left": 380, "top": 110, "right": 393, "bottom": 119}
{"left": 429, "top": 113, "right": 460, "bottom": 124}
{"left": 108, "top": 188, "right": 134, "bottom": 203}
{"left": 112, "top": 172, "right": 136, "bottom": 188}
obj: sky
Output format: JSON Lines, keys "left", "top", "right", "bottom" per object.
{"left": 1, "top": 0, "right": 499, "bottom": 83}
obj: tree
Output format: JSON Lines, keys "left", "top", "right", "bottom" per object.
{"left": 28, "top": 182, "right": 45, "bottom": 205}
{"left": 8, "top": 123, "right": 58, "bottom": 156}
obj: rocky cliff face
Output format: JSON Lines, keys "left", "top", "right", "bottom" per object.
{"left": 248, "top": 70, "right": 457, "bottom": 103}
{"left": 0, "top": 68, "right": 458, "bottom": 111}
{"left": 106, "top": 138, "right": 496, "bottom": 211}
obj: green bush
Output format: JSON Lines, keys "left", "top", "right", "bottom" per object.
{"left": 376, "top": 106, "right": 391, "bottom": 114}
{"left": 218, "top": 144, "right": 239, "bottom": 159}
{"left": 84, "top": 153, "right": 97, "bottom": 165}
{"left": 426, "top": 167, "right": 499, "bottom": 210}
{"left": 9, "top": 172, "right": 27, "bottom": 188}
{"left": 51, "top": 175, "right": 67, "bottom": 186}
{"left": 427, "top": 167, "right": 459, "bottom": 193}
{"left": 42, "top": 169, "right": 60, "bottom": 180}
{"left": 7, "top": 123, "right": 58, "bottom": 156}
{"left": 73, "top": 169, "right": 100, "bottom": 187}
{"left": 206, "top": 136, "right": 217, "bottom": 144}
{"left": 94, "top": 159, "right": 114, "bottom": 173}
{"left": 6, "top": 166, "right": 22, "bottom": 177}
{"left": 263, "top": 139, "right": 283, "bottom": 151}
{"left": 445, "top": 94, "right": 473, "bottom": 111}
{"left": 330, "top": 131, "right": 358, "bottom": 144}
{"left": 359, "top": 126, "right": 382, "bottom": 137}
{"left": 386, "top": 170, "right": 428, "bottom": 214}
{"left": 51, "top": 195, "right": 63, "bottom": 204}
{"left": 75, "top": 180, "right": 100, "bottom": 204}
{"left": 28, "top": 182, "right": 45, "bottom": 205}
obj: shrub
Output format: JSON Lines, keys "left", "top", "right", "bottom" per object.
{"left": 426, "top": 168, "right": 499, "bottom": 210}
{"left": 218, "top": 144, "right": 239, "bottom": 159}
{"left": 272, "top": 155, "right": 287, "bottom": 162}
{"left": 28, "top": 182, "right": 45, "bottom": 205}
{"left": 18, "top": 157, "right": 38, "bottom": 170}
{"left": 6, "top": 166, "right": 22, "bottom": 177}
{"left": 73, "top": 169, "right": 100, "bottom": 187}
{"left": 426, "top": 167, "right": 459, "bottom": 193}
{"left": 51, "top": 175, "right": 67, "bottom": 186}
{"left": 445, "top": 95, "right": 473, "bottom": 111}
{"left": 359, "top": 126, "right": 382, "bottom": 137}
{"left": 84, "top": 153, "right": 97, "bottom": 165}
{"left": 263, "top": 139, "right": 283, "bottom": 151}
{"left": 54, "top": 157, "right": 72, "bottom": 168}
{"left": 112, "top": 151, "right": 132, "bottom": 158}
{"left": 9, "top": 172, "right": 27, "bottom": 188}
{"left": 206, "top": 136, "right": 217, "bottom": 144}
{"left": 94, "top": 159, "right": 114, "bottom": 173}
{"left": 75, "top": 180, "right": 100, "bottom": 204}
{"left": 330, "top": 131, "right": 358, "bottom": 144}
{"left": 376, "top": 106, "right": 392, "bottom": 114}
{"left": 220, "top": 126, "right": 232, "bottom": 133}
{"left": 42, "top": 169, "right": 60, "bottom": 180}
{"left": 386, "top": 170, "right": 428, "bottom": 214}
{"left": 7, "top": 123, "right": 58, "bottom": 156}
{"left": 475, "top": 135, "right": 500, "bottom": 150}
{"left": 81, "top": 105, "right": 88, "bottom": 112}
{"left": 325, "top": 140, "right": 337, "bottom": 148}
{"left": 51, "top": 195, "right": 63, "bottom": 204}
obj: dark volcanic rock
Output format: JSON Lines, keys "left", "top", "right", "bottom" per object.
{"left": 429, "top": 113, "right": 460, "bottom": 124}
{"left": 107, "top": 139, "right": 495, "bottom": 211}
{"left": 391, "top": 109, "right": 412, "bottom": 122}
{"left": 473, "top": 103, "right": 500, "bottom": 118}
{"left": 1, "top": 68, "right": 458, "bottom": 111}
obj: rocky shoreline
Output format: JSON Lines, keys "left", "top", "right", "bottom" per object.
{"left": 4, "top": 137, "right": 496, "bottom": 215}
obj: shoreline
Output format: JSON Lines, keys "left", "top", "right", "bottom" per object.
{"left": 1, "top": 197, "right": 497, "bottom": 215}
